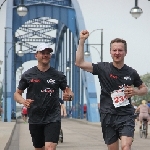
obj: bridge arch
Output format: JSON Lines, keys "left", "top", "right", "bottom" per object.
{"left": 3, "top": 0, "right": 99, "bottom": 122}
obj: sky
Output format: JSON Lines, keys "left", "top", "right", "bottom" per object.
{"left": 77, "top": 0, "right": 150, "bottom": 76}
{"left": 76, "top": 0, "right": 150, "bottom": 101}
{"left": 0, "top": 0, "right": 150, "bottom": 103}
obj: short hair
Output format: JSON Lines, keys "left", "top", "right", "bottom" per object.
{"left": 110, "top": 38, "right": 127, "bottom": 51}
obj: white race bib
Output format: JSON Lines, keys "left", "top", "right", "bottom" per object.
{"left": 111, "top": 87, "right": 129, "bottom": 108}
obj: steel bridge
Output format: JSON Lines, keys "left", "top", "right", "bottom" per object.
{"left": 2, "top": 0, "right": 99, "bottom": 122}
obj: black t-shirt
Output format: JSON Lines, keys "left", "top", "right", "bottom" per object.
{"left": 92, "top": 62, "right": 143, "bottom": 115}
{"left": 59, "top": 98, "right": 64, "bottom": 105}
{"left": 18, "top": 66, "right": 67, "bottom": 124}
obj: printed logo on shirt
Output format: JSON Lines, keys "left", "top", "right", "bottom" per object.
{"left": 41, "top": 88, "right": 54, "bottom": 96}
{"left": 124, "top": 76, "right": 131, "bottom": 80}
{"left": 47, "top": 79, "right": 55, "bottom": 84}
{"left": 30, "top": 79, "right": 40, "bottom": 83}
{"left": 110, "top": 74, "right": 118, "bottom": 79}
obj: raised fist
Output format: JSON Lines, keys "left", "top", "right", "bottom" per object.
{"left": 80, "top": 30, "right": 89, "bottom": 40}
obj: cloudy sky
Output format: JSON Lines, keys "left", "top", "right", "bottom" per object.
{"left": 77, "top": 0, "right": 150, "bottom": 75}
{"left": 0, "top": 0, "right": 149, "bottom": 74}
{"left": 75, "top": 0, "right": 150, "bottom": 100}
{"left": 0, "top": 0, "right": 150, "bottom": 102}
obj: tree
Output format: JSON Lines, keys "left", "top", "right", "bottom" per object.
{"left": 132, "top": 73, "right": 150, "bottom": 105}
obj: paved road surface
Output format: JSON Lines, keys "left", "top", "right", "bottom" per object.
{"left": 8, "top": 118, "right": 150, "bottom": 150}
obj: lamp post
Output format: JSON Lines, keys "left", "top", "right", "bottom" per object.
{"left": 130, "top": 0, "right": 143, "bottom": 19}
{"left": 17, "top": 0, "right": 28, "bottom": 17}
{"left": 4, "top": 27, "right": 24, "bottom": 122}
{"left": 17, "top": 42, "right": 24, "bottom": 57}
{"left": 58, "top": 61, "right": 71, "bottom": 72}
{"left": 85, "top": 45, "right": 101, "bottom": 60}
{"left": 66, "top": 61, "right": 71, "bottom": 72}
{"left": 84, "top": 29, "right": 103, "bottom": 62}
{"left": 18, "top": 66, "right": 24, "bottom": 79}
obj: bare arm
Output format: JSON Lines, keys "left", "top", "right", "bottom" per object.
{"left": 135, "top": 106, "right": 140, "bottom": 113}
{"left": 124, "top": 83, "right": 148, "bottom": 98}
{"left": 14, "top": 89, "right": 26, "bottom": 104}
{"left": 75, "top": 30, "right": 93, "bottom": 73}
{"left": 14, "top": 89, "right": 34, "bottom": 108}
{"left": 134, "top": 83, "right": 148, "bottom": 96}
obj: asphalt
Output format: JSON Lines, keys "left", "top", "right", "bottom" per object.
{"left": 1, "top": 117, "right": 150, "bottom": 150}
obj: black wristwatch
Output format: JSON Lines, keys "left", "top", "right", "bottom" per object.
{"left": 69, "top": 95, "right": 72, "bottom": 101}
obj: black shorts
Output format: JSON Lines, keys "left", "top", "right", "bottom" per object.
{"left": 101, "top": 113, "right": 135, "bottom": 145}
{"left": 29, "top": 122, "right": 61, "bottom": 148}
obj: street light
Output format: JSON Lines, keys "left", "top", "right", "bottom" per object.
{"left": 85, "top": 46, "right": 101, "bottom": 60}
{"left": 84, "top": 51, "right": 90, "bottom": 57}
{"left": 17, "top": 50, "right": 24, "bottom": 57}
{"left": 4, "top": 28, "right": 24, "bottom": 122}
{"left": 18, "top": 66, "right": 24, "bottom": 79}
{"left": 17, "top": 42, "right": 24, "bottom": 57}
{"left": 66, "top": 61, "right": 71, "bottom": 72}
{"left": 17, "top": 0, "right": 28, "bottom": 17}
{"left": 84, "top": 29, "right": 103, "bottom": 62}
{"left": 4, "top": 27, "right": 24, "bottom": 57}
{"left": 58, "top": 61, "right": 71, "bottom": 72}
{"left": 130, "top": 0, "right": 143, "bottom": 19}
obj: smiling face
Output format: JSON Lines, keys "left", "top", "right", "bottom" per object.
{"left": 110, "top": 38, "right": 127, "bottom": 64}
{"left": 35, "top": 49, "right": 52, "bottom": 66}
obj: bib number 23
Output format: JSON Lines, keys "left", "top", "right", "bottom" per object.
{"left": 111, "top": 90, "right": 129, "bottom": 108}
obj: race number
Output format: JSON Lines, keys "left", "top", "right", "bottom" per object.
{"left": 111, "top": 87, "right": 129, "bottom": 108}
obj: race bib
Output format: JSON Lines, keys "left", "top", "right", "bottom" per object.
{"left": 111, "top": 87, "right": 129, "bottom": 108}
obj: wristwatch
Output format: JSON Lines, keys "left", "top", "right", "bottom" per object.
{"left": 69, "top": 95, "right": 72, "bottom": 101}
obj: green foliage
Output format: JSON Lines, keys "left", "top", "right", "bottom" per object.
{"left": 132, "top": 73, "right": 150, "bottom": 105}
{"left": 140, "top": 73, "right": 150, "bottom": 83}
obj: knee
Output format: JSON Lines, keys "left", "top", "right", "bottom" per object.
{"left": 45, "top": 142, "right": 56, "bottom": 150}
{"left": 121, "top": 143, "right": 131, "bottom": 150}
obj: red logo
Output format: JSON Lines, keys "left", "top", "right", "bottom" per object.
{"left": 110, "top": 74, "right": 118, "bottom": 79}
{"left": 30, "top": 79, "right": 40, "bottom": 83}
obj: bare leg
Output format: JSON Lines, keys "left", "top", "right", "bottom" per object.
{"left": 24, "top": 116, "right": 27, "bottom": 122}
{"left": 35, "top": 147, "right": 45, "bottom": 150}
{"left": 107, "top": 140, "right": 119, "bottom": 150}
{"left": 22, "top": 115, "right": 25, "bottom": 122}
{"left": 139, "top": 121, "right": 142, "bottom": 128}
{"left": 22, "top": 114, "right": 24, "bottom": 121}
{"left": 45, "top": 142, "right": 57, "bottom": 150}
{"left": 121, "top": 136, "right": 133, "bottom": 150}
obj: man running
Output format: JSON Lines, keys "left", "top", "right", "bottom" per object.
{"left": 75, "top": 30, "right": 148, "bottom": 150}
{"left": 14, "top": 43, "right": 74, "bottom": 150}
